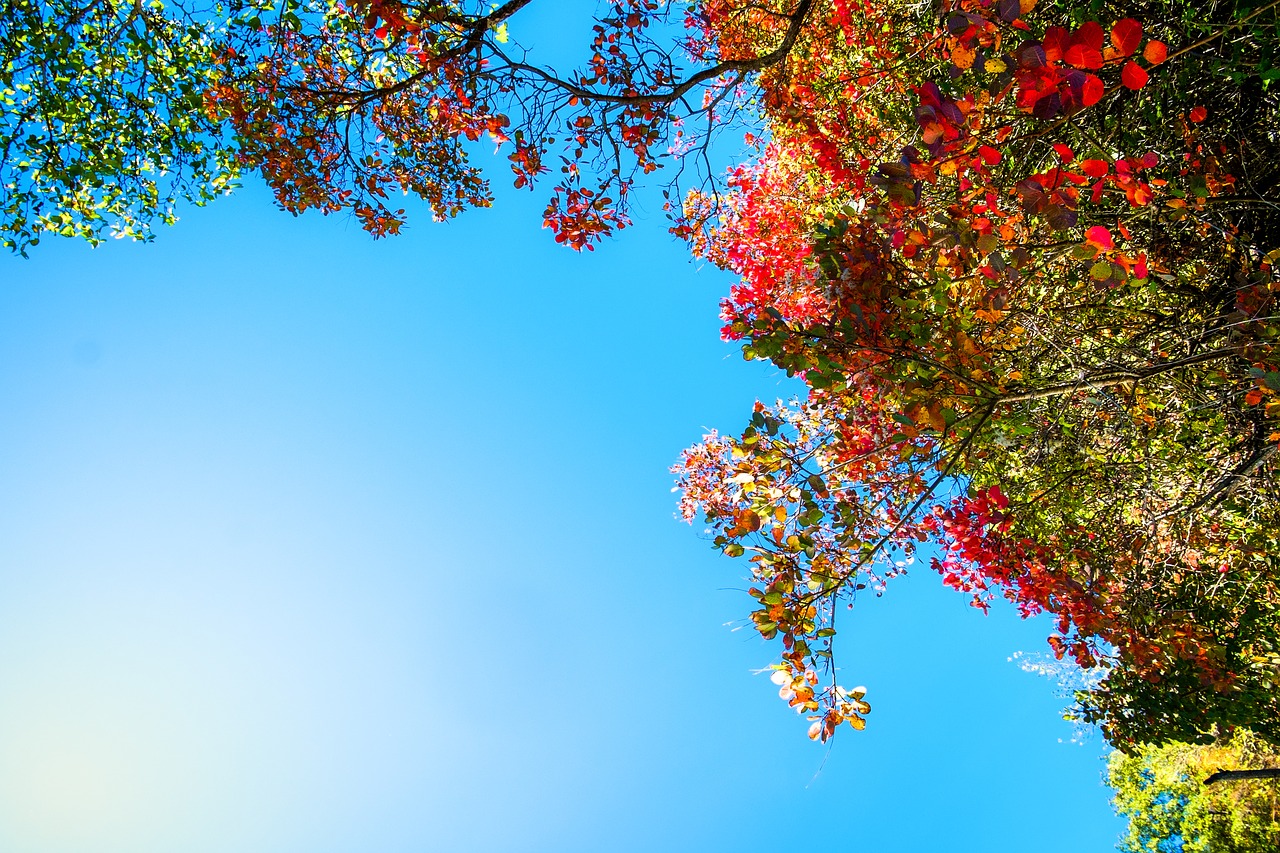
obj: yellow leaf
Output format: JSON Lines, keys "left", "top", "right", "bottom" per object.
{"left": 927, "top": 402, "right": 947, "bottom": 432}
{"left": 951, "top": 42, "right": 976, "bottom": 70}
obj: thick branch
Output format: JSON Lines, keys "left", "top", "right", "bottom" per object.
{"left": 485, "top": 0, "right": 814, "bottom": 106}
{"left": 1182, "top": 441, "right": 1276, "bottom": 515}
{"left": 342, "top": 0, "right": 538, "bottom": 105}
{"left": 1204, "top": 768, "right": 1280, "bottom": 785}
{"left": 996, "top": 347, "right": 1243, "bottom": 405}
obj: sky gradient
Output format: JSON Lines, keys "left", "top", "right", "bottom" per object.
{"left": 0, "top": 161, "right": 1127, "bottom": 850}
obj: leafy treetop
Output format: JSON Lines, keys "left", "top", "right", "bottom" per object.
{"left": 676, "top": 0, "right": 1280, "bottom": 747}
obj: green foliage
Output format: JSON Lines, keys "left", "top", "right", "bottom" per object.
{"left": 0, "top": 0, "right": 245, "bottom": 254}
{"left": 1110, "top": 730, "right": 1280, "bottom": 852}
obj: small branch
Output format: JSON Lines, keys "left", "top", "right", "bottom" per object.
{"left": 1166, "top": 0, "right": 1280, "bottom": 66}
{"left": 1181, "top": 442, "right": 1276, "bottom": 516}
{"left": 997, "top": 347, "right": 1243, "bottom": 405}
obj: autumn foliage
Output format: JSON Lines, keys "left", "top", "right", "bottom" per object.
{"left": 675, "top": 0, "right": 1280, "bottom": 747}
{"left": 6, "top": 0, "right": 1280, "bottom": 750}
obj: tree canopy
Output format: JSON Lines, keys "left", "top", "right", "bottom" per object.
{"left": 1110, "top": 729, "right": 1280, "bottom": 852}
{"left": 5, "top": 0, "right": 796, "bottom": 252}
{"left": 673, "top": 0, "right": 1280, "bottom": 749}
{"left": 2, "top": 0, "right": 240, "bottom": 252}
{"left": 5, "top": 0, "right": 1280, "bottom": 756}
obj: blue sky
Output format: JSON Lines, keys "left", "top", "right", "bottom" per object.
{"left": 0, "top": 146, "right": 1126, "bottom": 850}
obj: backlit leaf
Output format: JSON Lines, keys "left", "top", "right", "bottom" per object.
{"left": 1121, "top": 61, "right": 1149, "bottom": 90}
{"left": 1110, "top": 19, "right": 1142, "bottom": 57}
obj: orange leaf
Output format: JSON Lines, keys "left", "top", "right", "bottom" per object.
{"left": 1127, "top": 182, "right": 1154, "bottom": 206}
{"left": 1121, "top": 61, "right": 1149, "bottom": 89}
{"left": 1081, "top": 159, "right": 1110, "bottom": 177}
{"left": 1189, "top": 105, "right": 1207, "bottom": 123}
{"left": 1143, "top": 40, "right": 1168, "bottom": 64}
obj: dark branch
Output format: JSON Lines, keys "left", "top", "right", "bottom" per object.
{"left": 1204, "top": 768, "right": 1280, "bottom": 785}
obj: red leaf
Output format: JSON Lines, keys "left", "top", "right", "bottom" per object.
{"left": 1121, "top": 61, "right": 1149, "bottom": 89}
{"left": 1143, "top": 40, "right": 1168, "bottom": 64}
{"left": 1052, "top": 143, "right": 1074, "bottom": 163}
{"left": 978, "top": 145, "right": 1002, "bottom": 165}
{"left": 1126, "top": 182, "right": 1154, "bottom": 206}
{"left": 1042, "top": 26, "right": 1068, "bottom": 62}
{"left": 1085, "top": 225, "right": 1114, "bottom": 250}
{"left": 1081, "top": 159, "right": 1110, "bottom": 177}
{"left": 1134, "top": 253, "right": 1149, "bottom": 279}
{"left": 1065, "top": 44, "right": 1103, "bottom": 69}
{"left": 1074, "top": 21, "right": 1104, "bottom": 50}
{"left": 1189, "top": 105, "right": 1207, "bottom": 123}
{"left": 1081, "top": 74, "right": 1105, "bottom": 106}
{"left": 1110, "top": 19, "right": 1143, "bottom": 57}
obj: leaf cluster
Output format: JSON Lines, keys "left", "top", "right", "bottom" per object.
{"left": 679, "top": 0, "right": 1280, "bottom": 746}
{"left": 1, "top": 0, "right": 244, "bottom": 253}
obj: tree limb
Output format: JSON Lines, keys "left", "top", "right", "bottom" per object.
{"left": 1204, "top": 768, "right": 1280, "bottom": 785}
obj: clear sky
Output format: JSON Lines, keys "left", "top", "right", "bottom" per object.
{"left": 0, "top": 65, "right": 1127, "bottom": 853}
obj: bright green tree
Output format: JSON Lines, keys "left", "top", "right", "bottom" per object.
{"left": 1110, "top": 730, "right": 1280, "bottom": 852}
{"left": 0, "top": 0, "right": 249, "bottom": 254}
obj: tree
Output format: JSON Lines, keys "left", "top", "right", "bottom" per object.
{"left": 1110, "top": 729, "right": 1280, "bottom": 852}
{"left": 675, "top": 0, "right": 1280, "bottom": 746}
{"left": 7, "top": 0, "right": 1279, "bottom": 750}
{"left": 4, "top": 0, "right": 813, "bottom": 251}
{"left": 1, "top": 0, "right": 242, "bottom": 254}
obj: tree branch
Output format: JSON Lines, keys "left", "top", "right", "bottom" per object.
{"left": 486, "top": 0, "right": 813, "bottom": 106}
{"left": 997, "top": 347, "right": 1244, "bottom": 404}
{"left": 1204, "top": 768, "right": 1280, "bottom": 785}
